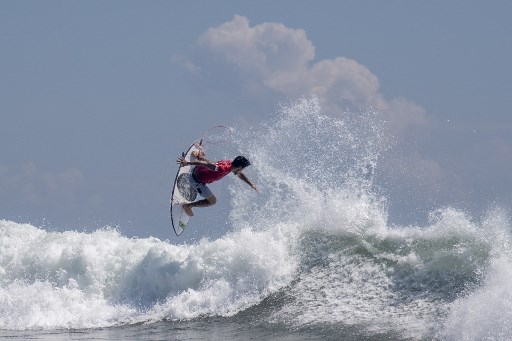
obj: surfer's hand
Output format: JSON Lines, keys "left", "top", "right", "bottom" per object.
{"left": 177, "top": 156, "right": 188, "bottom": 166}
{"left": 191, "top": 150, "right": 206, "bottom": 160}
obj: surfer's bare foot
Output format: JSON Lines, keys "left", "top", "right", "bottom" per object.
{"left": 183, "top": 204, "right": 194, "bottom": 217}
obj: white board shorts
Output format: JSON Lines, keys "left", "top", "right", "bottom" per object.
{"left": 189, "top": 172, "right": 213, "bottom": 199}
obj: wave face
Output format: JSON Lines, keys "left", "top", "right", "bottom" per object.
{"left": 1, "top": 98, "right": 511, "bottom": 340}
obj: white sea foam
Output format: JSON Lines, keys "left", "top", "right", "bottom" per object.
{"left": 443, "top": 209, "right": 512, "bottom": 341}
{"left": 0, "top": 220, "right": 296, "bottom": 330}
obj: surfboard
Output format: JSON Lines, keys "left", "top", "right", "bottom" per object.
{"left": 170, "top": 141, "right": 202, "bottom": 236}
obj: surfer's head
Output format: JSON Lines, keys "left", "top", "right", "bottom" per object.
{"left": 232, "top": 156, "right": 251, "bottom": 169}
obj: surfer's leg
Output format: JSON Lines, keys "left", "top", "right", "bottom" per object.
{"left": 190, "top": 195, "right": 217, "bottom": 208}
{"left": 183, "top": 184, "right": 216, "bottom": 216}
{"left": 183, "top": 195, "right": 216, "bottom": 216}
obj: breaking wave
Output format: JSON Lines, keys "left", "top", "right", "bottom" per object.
{"left": 1, "top": 98, "right": 511, "bottom": 340}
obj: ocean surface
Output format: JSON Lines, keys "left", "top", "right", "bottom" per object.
{"left": 2, "top": 98, "right": 512, "bottom": 340}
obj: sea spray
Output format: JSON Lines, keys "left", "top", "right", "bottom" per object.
{"left": 229, "top": 97, "right": 388, "bottom": 233}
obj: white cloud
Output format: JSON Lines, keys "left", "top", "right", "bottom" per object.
{"left": 478, "top": 137, "right": 512, "bottom": 168}
{"left": 171, "top": 55, "right": 200, "bottom": 74}
{"left": 383, "top": 97, "right": 429, "bottom": 137}
{"left": 196, "top": 15, "right": 428, "bottom": 136}
{"left": 199, "top": 15, "right": 314, "bottom": 77}
{"left": 0, "top": 162, "right": 84, "bottom": 205}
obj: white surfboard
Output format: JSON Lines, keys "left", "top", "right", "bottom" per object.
{"left": 170, "top": 141, "right": 202, "bottom": 236}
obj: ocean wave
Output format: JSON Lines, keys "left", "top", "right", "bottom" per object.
{"left": 2, "top": 98, "right": 512, "bottom": 340}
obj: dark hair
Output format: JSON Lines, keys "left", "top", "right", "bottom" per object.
{"left": 232, "top": 156, "right": 251, "bottom": 168}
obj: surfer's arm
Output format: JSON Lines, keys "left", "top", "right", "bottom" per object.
{"left": 236, "top": 171, "right": 260, "bottom": 193}
{"left": 177, "top": 156, "right": 217, "bottom": 170}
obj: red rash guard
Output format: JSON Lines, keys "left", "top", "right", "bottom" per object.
{"left": 193, "top": 160, "right": 232, "bottom": 184}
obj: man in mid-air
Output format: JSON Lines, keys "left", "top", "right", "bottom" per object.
{"left": 176, "top": 149, "right": 259, "bottom": 216}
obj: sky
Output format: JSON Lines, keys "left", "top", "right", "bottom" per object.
{"left": 1, "top": 1, "right": 511, "bottom": 241}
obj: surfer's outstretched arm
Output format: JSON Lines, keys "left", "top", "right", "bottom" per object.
{"left": 236, "top": 171, "right": 260, "bottom": 193}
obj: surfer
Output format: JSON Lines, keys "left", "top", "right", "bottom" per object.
{"left": 176, "top": 150, "right": 259, "bottom": 216}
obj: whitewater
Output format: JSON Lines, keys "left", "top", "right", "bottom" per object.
{"left": 2, "top": 98, "right": 512, "bottom": 340}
